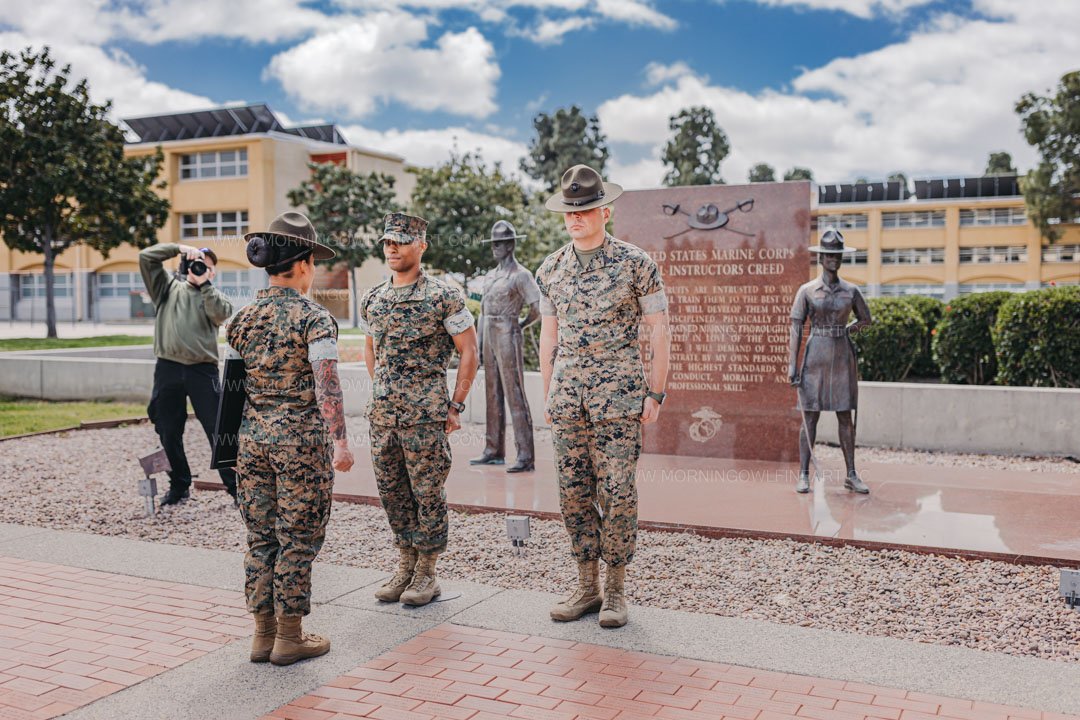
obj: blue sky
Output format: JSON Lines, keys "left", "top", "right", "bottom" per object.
{"left": 2, "top": 0, "right": 1077, "bottom": 187}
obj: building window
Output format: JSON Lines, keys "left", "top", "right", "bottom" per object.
{"left": 813, "top": 213, "right": 868, "bottom": 230}
{"left": 181, "top": 211, "right": 249, "bottom": 239}
{"left": 19, "top": 273, "right": 71, "bottom": 298}
{"left": 880, "top": 248, "right": 945, "bottom": 265}
{"left": 810, "top": 250, "right": 867, "bottom": 266}
{"left": 179, "top": 148, "right": 248, "bottom": 180}
{"left": 959, "top": 207, "right": 1027, "bottom": 226}
{"left": 1043, "top": 244, "right": 1079, "bottom": 263}
{"left": 215, "top": 270, "right": 253, "bottom": 301}
{"left": 880, "top": 284, "right": 945, "bottom": 299}
{"left": 959, "top": 246, "right": 1027, "bottom": 264}
{"left": 1042, "top": 281, "right": 1079, "bottom": 288}
{"left": 957, "top": 283, "right": 1025, "bottom": 295}
{"left": 97, "top": 271, "right": 142, "bottom": 298}
{"left": 881, "top": 211, "right": 946, "bottom": 229}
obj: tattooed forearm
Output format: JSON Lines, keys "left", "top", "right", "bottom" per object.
{"left": 312, "top": 358, "right": 347, "bottom": 442}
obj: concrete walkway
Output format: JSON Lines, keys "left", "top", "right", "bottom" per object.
{"left": 0, "top": 523, "right": 1078, "bottom": 720}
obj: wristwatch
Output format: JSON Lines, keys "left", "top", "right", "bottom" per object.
{"left": 448, "top": 400, "right": 466, "bottom": 413}
{"left": 646, "top": 390, "right": 667, "bottom": 405}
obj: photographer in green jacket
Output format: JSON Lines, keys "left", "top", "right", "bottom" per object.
{"left": 139, "top": 243, "right": 238, "bottom": 505}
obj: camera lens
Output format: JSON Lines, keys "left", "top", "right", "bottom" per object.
{"left": 190, "top": 260, "right": 207, "bottom": 276}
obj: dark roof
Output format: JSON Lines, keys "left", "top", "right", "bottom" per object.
{"left": 818, "top": 175, "right": 1021, "bottom": 204}
{"left": 122, "top": 104, "right": 347, "bottom": 146}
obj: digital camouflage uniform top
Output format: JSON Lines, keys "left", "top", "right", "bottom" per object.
{"left": 536, "top": 234, "right": 668, "bottom": 421}
{"left": 358, "top": 272, "right": 474, "bottom": 427}
{"left": 226, "top": 286, "right": 339, "bottom": 445}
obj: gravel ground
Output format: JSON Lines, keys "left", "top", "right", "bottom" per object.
{"left": 0, "top": 422, "right": 1078, "bottom": 664}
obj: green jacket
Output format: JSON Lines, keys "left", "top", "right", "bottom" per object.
{"left": 139, "top": 243, "right": 234, "bottom": 365}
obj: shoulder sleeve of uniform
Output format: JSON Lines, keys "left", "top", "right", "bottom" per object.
{"left": 442, "top": 287, "right": 474, "bottom": 336}
{"left": 535, "top": 253, "right": 559, "bottom": 316}
{"left": 357, "top": 287, "right": 376, "bottom": 335}
{"left": 631, "top": 252, "right": 668, "bottom": 315}
{"left": 306, "top": 307, "right": 339, "bottom": 363}
{"left": 515, "top": 267, "right": 541, "bottom": 306}
{"left": 790, "top": 285, "right": 809, "bottom": 321}
{"left": 225, "top": 316, "right": 243, "bottom": 359}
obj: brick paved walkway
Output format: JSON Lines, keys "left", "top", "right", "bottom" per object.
{"left": 0, "top": 555, "right": 248, "bottom": 719}
{"left": 265, "top": 624, "right": 1079, "bottom": 720}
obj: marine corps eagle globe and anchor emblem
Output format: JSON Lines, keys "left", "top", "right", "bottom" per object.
{"left": 689, "top": 407, "right": 723, "bottom": 443}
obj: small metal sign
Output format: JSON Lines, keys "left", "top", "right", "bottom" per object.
{"left": 1062, "top": 569, "right": 1080, "bottom": 610}
{"left": 506, "top": 515, "right": 531, "bottom": 557}
{"left": 137, "top": 448, "right": 171, "bottom": 517}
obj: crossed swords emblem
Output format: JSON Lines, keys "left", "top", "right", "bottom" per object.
{"left": 661, "top": 199, "right": 755, "bottom": 240}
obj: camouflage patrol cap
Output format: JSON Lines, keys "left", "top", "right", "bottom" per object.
{"left": 381, "top": 212, "right": 428, "bottom": 245}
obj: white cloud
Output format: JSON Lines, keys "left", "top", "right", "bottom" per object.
{"left": 337, "top": 0, "right": 677, "bottom": 36}
{"left": 643, "top": 61, "right": 696, "bottom": 86}
{"left": 267, "top": 13, "right": 500, "bottom": 119}
{"left": 0, "top": 32, "right": 212, "bottom": 120}
{"left": 751, "top": 0, "right": 935, "bottom": 20}
{"left": 341, "top": 123, "right": 529, "bottom": 174}
{"left": 511, "top": 15, "right": 595, "bottom": 45}
{"left": 127, "top": 0, "right": 336, "bottom": 43}
{"left": 598, "top": 2, "right": 1080, "bottom": 184}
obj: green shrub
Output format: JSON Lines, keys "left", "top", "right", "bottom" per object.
{"left": 850, "top": 297, "right": 926, "bottom": 382}
{"left": 902, "top": 295, "right": 944, "bottom": 377}
{"left": 993, "top": 285, "right": 1080, "bottom": 387}
{"left": 932, "top": 291, "right": 1013, "bottom": 385}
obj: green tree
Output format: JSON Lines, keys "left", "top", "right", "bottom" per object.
{"left": 411, "top": 151, "right": 526, "bottom": 287}
{"left": 748, "top": 163, "right": 775, "bottom": 183}
{"left": 783, "top": 167, "right": 813, "bottom": 181}
{"left": 1016, "top": 70, "right": 1080, "bottom": 242}
{"left": 662, "top": 106, "right": 729, "bottom": 187}
{"left": 985, "top": 151, "right": 1016, "bottom": 175}
{"left": 0, "top": 47, "right": 168, "bottom": 338}
{"left": 288, "top": 162, "right": 399, "bottom": 327}
{"left": 520, "top": 106, "right": 609, "bottom": 191}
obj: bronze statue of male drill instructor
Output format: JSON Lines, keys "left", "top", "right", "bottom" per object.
{"left": 470, "top": 220, "right": 541, "bottom": 473}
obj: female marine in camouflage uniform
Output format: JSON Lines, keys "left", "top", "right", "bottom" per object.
{"left": 228, "top": 212, "right": 355, "bottom": 666}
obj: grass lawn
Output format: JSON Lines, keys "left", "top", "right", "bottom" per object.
{"left": 0, "top": 335, "right": 155, "bottom": 352}
{"left": 0, "top": 395, "right": 149, "bottom": 438}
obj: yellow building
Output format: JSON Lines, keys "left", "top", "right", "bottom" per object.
{"left": 811, "top": 176, "right": 1080, "bottom": 299}
{"left": 0, "top": 104, "right": 413, "bottom": 322}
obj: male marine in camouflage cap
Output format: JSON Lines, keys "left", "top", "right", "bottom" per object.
{"left": 227, "top": 211, "right": 355, "bottom": 666}
{"left": 536, "top": 165, "right": 671, "bottom": 628}
{"left": 359, "top": 212, "right": 479, "bottom": 606}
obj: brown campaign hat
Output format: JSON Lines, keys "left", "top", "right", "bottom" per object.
{"left": 544, "top": 164, "right": 623, "bottom": 213}
{"left": 243, "top": 211, "right": 337, "bottom": 262}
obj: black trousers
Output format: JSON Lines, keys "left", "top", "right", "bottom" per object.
{"left": 148, "top": 358, "right": 237, "bottom": 494}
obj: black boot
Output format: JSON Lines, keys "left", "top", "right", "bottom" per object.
{"left": 469, "top": 453, "right": 505, "bottom": 465}
{"left": 506, "top": 458, "right": 534, "bottom": 473}
{"left": 162, "top": 479, "right": 191, "bottom": 506}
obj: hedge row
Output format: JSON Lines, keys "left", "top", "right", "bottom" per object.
{"left": 849, "top": 287, "right": 1079, "bottom": 386}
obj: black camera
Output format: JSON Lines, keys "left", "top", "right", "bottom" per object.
{"left": 179, "top": 256, "right": 208, "bottom": 277}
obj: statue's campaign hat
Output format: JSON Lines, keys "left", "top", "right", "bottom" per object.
{"left": 809, "top": 228, "right": 856, "bottom": 254}
{"left": 482, "top": 220, "right": 527, "bottom": 243}
{"left": 544, "top": 164, "right": 623, "bottom": 213}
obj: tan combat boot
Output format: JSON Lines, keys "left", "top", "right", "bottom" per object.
{"left": 399, "top": 552, "right": 441, "bottom": 606}
{"left": 375, "top": 547, "right": 418, "bottom": 602}
{"left": 249, "top": 612, "right": 276, "bottom": 663}
{"left": 598, "top": 565, "right": 628, "bottom": 628}
{"left": 550, "top": 560, "right": 602, "bottom": 622}
{"left": 268, "top": 616, "right": 330, "bottom": 666}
